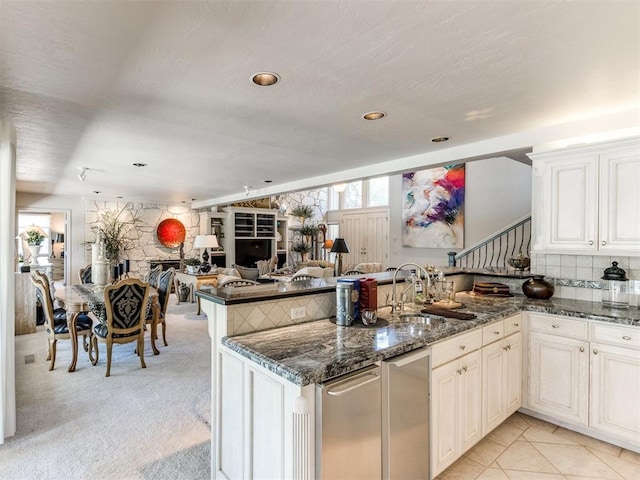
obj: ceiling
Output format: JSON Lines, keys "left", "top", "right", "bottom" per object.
{"left": 2, "top": 1, "right": 639, "bottom": 207}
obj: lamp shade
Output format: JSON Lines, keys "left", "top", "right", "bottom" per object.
{"left": 193, "top": 234, "right": 219, "bottom": 249}
{"left": 330, "top": 237, "right": 350, "bottom": 254}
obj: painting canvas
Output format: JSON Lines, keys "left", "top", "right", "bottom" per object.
{"left": 402, "top": 164, "right": 465, "bottom": 248}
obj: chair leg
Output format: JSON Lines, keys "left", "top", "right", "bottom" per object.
{"left": 138, "top": 336, "right": 146, "bottom": 369}
{"left": 161, "top": 320, "right": 168, "bottom": 346}
{"left": 49, "top": 339, "right": 57, "bottom": 371}
{"left": 105, "top": 340, "right": 112, "bottom": 377}
{"left": 83, "top": 334, "right": 90, "bottom": 352}
{"left": 88, "top": 335, "right": 99, "bottom": 366}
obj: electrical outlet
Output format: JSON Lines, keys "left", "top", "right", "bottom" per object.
{"left": 290, "top": 306, "right": 306, "bottom": 320}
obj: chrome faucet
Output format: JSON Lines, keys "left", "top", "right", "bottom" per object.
{"left": 391, "top": 262, "right": 432, "bottom": 316}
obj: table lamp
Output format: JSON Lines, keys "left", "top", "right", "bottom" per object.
{"left": 330, "top": 237, "right": 350, "bottom": 276}
{"left": 193, "top": 234, "right": 219, "bottom": 273}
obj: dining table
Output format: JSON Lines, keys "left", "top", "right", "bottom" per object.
{"left": 55, "top": 283, "right": 160, "bottom": 372}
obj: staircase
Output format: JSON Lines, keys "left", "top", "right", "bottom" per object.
{"left": 452, "top": 215, "right": 531, "bottom": 271}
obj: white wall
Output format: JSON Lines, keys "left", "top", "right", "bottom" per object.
{"left": 388, "top": 157, "right": 532, "bottom": 268}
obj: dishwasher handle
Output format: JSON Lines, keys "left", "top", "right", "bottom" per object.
{"left": 326, "top": 371, "right": 380, "bottom": 397}
{"left": 384, "top": 347, "right": 430, "bottom": 368}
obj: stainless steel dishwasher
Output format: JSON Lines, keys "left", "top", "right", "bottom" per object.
{"left": 316, "top": 365, "right": 382, "bottom": 479}
{"left": 382, "top": 347, "right": 431, "bottom": 479}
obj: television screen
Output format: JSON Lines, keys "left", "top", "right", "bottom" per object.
{"left": 235, "top": 239, "right": 272, "bottom": 267}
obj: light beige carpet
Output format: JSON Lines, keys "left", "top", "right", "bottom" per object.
{"left": 0, "top": 297, "right": 211, "bottom": 480}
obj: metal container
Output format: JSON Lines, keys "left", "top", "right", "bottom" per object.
{"left": 337, "top": 278, "right": 360, "bottom": 321}
{"left": 336, "top": 283, "right": 354, "bottom": 326}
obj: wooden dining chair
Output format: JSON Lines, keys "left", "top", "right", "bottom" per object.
{"left": 79, "top": 264, "right": 92, "bottom": 284}
{"left": 290, "top": 274, "right": 317, "bottom": 282}
{"left": 30, "top": 273, "right": 93, "bottom": 371}
{"left": 342, "top": 269, "right": 365, "bottom": 276}
{"left": 146, "top": 264, "right": 163, "bottom": 288}
{"left": 145, "top": 267, "right": 175, "bottom": 354}
{"left": 89, "top": 278, "right": 150, "bottom": 377}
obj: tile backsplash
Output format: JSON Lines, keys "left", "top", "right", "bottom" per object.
{"left": 530, "top": 253, "right": 640, "bottom": 307}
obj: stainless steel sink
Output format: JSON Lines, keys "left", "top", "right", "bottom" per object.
{"left": 399, "top": 313, "right": 446, "bottom": 328}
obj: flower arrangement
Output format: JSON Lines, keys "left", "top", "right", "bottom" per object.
{"left": 25, "top": 228, "right": 45, "bottom": 245}
{"left": 91, "top": 206, "right": 140, "bottom": 263}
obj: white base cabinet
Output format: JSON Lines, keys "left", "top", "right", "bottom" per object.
{"left": 524, "top": 313, "right": 640, "bottom": 452}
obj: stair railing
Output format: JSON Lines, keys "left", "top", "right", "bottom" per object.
{"left": 451, "top": 214, "right": 531, "bottom": 270}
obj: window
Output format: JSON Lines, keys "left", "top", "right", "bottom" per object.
{"left": 344, "top": 181, "right": 362, "bottom": 209}
{"left": 368, "top": 176, "right": 389, "bottom": 207}
{"left": 328, "top": 177, "right": 388, "bottom": 210}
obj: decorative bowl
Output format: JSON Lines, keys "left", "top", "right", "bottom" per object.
{"left": 508, "top": 253, "right": 530, "bottom": 271}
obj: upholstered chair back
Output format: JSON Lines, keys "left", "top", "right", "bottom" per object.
{"left": 155, "top": 268, "right": 175, "bottom": 316}
{"left": 105, "top": 281, "right": 149, "bottom": 333}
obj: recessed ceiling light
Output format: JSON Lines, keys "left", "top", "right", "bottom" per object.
{"left": 362, "top": 111, "right": 386, "bottom": 120}
{"left": 431, "top": 136, "right": 450, "bottom": 143}
{"left": 264, "top": 179, "right": 273, "bottom": 183}
{"left": 251, "top": 72, "right": 280, "bottom": 86}
{"left": 93, "top": 191, "right": 101, "bottom": 194}
{"left": 132, "top": 162, "right": 148, "bottom": 167}
{"left": 116, "top": 196, "right": 123, "bottom": 199}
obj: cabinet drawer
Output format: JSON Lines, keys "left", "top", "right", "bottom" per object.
{"left": 504, "top": 314, "right": 522, "bottom": 335}
{"left": 483, "top": 321, "right": 505, "bottom": 346}
{"left": 528, "top": 313, "right": 588, "bottom": 340}
{"left": 591, "top": 322, "right": 640, "bottom": 350}
{"left": 432, "top": 328, "right": 483, "bottom": 368}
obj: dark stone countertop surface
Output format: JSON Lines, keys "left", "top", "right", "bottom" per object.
{"left": 222, "top": 294, "right": 639, "bottom": 386}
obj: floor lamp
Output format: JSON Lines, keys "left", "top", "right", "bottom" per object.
{"left": 330, "top": 237, "right": 350, "bottom": 276}
{"left": 193, "top": 234, "right": 219, "bottom": 273}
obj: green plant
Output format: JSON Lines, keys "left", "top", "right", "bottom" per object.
{"left": 291, "top": 240, "right": 312, "bottom": 254}
{"left": 299, "top": 224, "right": 318, "bottom": 238}
{"left": 290, "top": 204, "right": 314, "bottom": 223}
{"left": 25, "top": 229, "right": 45, "bottom": 245}
{"left": 91, "top": 205, "right": 140, "bottom": 263}
{"left": 185, "top": 257, "right": 201, "bottom": 266}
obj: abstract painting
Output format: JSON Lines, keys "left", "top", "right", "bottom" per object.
{"left": 402, "top": 164, "right": 465, "bottom": 248}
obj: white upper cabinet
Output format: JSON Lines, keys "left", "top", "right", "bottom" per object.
{"left": 530, "top": 137, "right": 640, "bottom": 255}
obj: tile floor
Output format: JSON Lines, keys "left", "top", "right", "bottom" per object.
{"left": 436, "top": 413, "right": 640, "bottom": 480}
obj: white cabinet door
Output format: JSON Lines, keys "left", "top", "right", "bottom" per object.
{"left": 482, "top": 332, "right": 523, "bottom": 435}
{"left": 543, "top": 155, "right": 598, "bottom": 251}
{"left": 431, "top": 358, "right": 458, "bottom": 475}
{"left": 590, "top": 342, "right": 640, "bottom": 445}
{"left": 528, "top": 331, "right": 589, "bottom": 426}
{"left": 505, "top": 332, "right": 523, "bottom": 416}
{"left": 431, "top": 349, "right": 482, "bottom": 476}
{"left": 598, "top": 150, "right": 640, "bottom": 252}
{"left": 482, "top": 339, "right": 506, "bottom": 435}
{"left": 459, "top": 349, "right": 483, "bottom": 453}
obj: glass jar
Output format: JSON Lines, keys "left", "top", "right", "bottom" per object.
{"left": 601, "top": 261, "right": 629, "bottom": 309}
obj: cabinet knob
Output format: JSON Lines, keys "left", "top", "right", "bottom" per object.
{"left": 462, "top": 366, "right": 468, "bottom": 373}
{"left": 494, "top": 331, "right": 500, "bottom": 335}
{"left": 593, "top": 349, "right": 598, "bottom": 355}
{"left": 503, "top": 346, "right": 509, "bottom": 351}
{"left": 552, "top": 324, "right": 559, "bottom": 329}
{"left": 459, "top": 345, "right": 466, "bottom": 350}
{"left": 601, "top": 240, "right": 607, "bottom": 246}
{"left": 623, "top": 336, "right": 632, "bottom": 341}
{"left": 456, "top": 369, "right": 463, "bottom": 375}
{"left": 580, "top": 347, "right": 584, "bottom": 352}
{"left": 513, "top": 323, "right": 519, "bottom": 327}
{"left": 588, "top": 240, "right": 594, "bottom": 246}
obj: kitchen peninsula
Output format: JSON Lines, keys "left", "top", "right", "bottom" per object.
{"left": 196, "top": 272, "right": 640, "bottom": 479}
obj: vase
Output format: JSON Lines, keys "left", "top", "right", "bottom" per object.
{"left": 522, "top": 275, "right": 554, "bottom": 300}
{"left": 28, "top": 244, "right": 41, "bottom": 265}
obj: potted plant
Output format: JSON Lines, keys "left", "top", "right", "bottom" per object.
{"left": 23, "top": 227, "right": 46, "bottom": 265}
{"left": 185, "top": 257, "right": 201, "bottom": 274}
{"left": 291, "top": 240, "right": 312, "bottom": 262}
{"left": 90, "top": 206, "right": 140, "bottom": 264}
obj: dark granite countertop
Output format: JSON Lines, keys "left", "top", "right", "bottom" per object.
{"left": 221, "top": 294, "right": 639, "bottom": 387}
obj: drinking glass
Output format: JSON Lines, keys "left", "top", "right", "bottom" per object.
{"left": 361, "top": 309, "right": 378, "bottom": 326}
